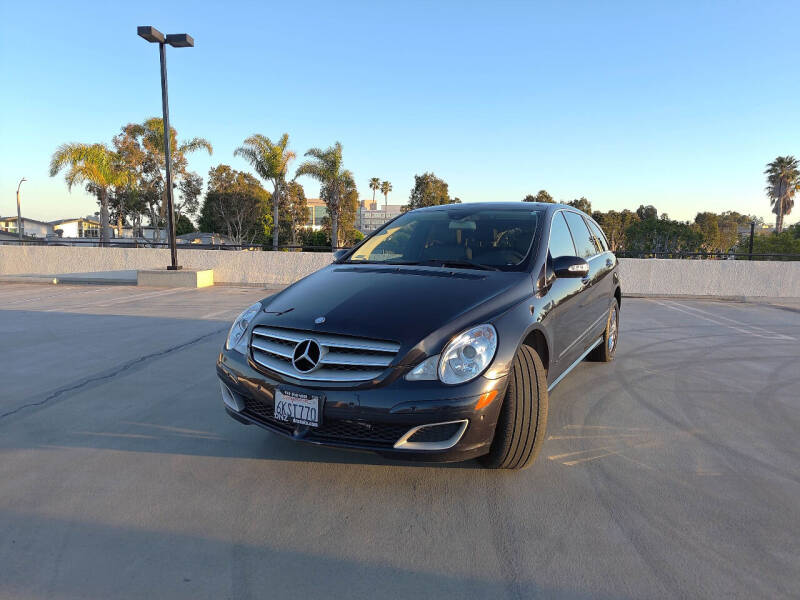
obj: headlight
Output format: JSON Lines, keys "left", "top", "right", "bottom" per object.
{"left": 225, "top": 302, "right": 262, "bottom": 354}
{"left": 406, "top": 324, "right": 497, "bottom": 385}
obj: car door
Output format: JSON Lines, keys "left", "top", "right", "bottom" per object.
{"left": 563, "top": 211, "right": 609, "bottom": 348}
{"left": 545, "top": 211, "right": 593, "bottom": 372}
{"left": 585, "top": 216, "right": 617, "bottom": 319}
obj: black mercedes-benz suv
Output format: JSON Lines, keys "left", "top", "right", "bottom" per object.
{"left": 217, "top": 202, "right": 621, "bottom": 469}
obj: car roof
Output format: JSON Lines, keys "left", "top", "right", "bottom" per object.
{"left": 411, "top": 202, "right": 580, "bottom": 215}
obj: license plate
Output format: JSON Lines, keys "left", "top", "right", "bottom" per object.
{"left": 274, "top": 390, "right": 321, "bottom": 427}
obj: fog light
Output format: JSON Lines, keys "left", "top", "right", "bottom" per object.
{"left": 393, "top": 420, "right": 468, "bottom": 450}
{"left": 220, "top": 382, "right": 245, "bottom": 412}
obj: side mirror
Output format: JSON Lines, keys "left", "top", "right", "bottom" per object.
{"left": 333, "top": 249, "right": 349, "bottom": 261}
{"left": 552, "top": 255, "right": 589, "bottom": 278}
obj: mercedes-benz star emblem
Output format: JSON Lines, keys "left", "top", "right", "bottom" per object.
{"left": 292, "top": 339, "right": 322, "bottom": 373}
{"left": 314, "top": 316, "right": 326, "bottom": 324}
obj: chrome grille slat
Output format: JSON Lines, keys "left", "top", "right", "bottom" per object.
{"left": 250, "top": 338, "right": 293, "bottom": 360}
{"left": 252, "top": 350, "right": 385, "bottom": 382}
{"left": 250, "top": 326, "right": 399, "bottom": 382}
{"left": 253, "top": 326, "right": 399, "bottom": 353}
{"left": 322, "top": 351, "right": 394, "bottom": 367}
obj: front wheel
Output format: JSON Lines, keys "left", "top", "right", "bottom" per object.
{"left": 479, "top": 345, "right": 548, "bottom": 470}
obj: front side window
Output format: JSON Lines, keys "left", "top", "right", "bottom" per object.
{"left": 563, "top": 211, "right": 598, "bottom": 259}
{"left": 548, "top": 212, "right": 577, "bottom": 259}
{"left": 347, "top": 208, "right": 542, "bottom": 270}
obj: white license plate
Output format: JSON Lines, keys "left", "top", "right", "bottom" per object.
{"left": 274, "top": 390, "right": 321, "bottom": 427}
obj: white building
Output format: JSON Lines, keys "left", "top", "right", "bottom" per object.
{"left": 0, "top": 216, "right": 54, "bottom": 239}
{"left": 119, "top": 225, "right": 161, "bottom": 240}
{"left": 50, "top": 218, "right": 101, "bottom": 238}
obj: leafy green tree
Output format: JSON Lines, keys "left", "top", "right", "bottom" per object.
{"left": 694, "top": 212, "right": 721, "bottom": 252}
{"left": 591, "top": 209, "right": 639, "bottom": 251}
{"left": 624, "top": 217, "right": 703, "bottom": 254}
{"left": 765, "top": 156, "right": 799, "bottom": 233}
{"left": 235, "top": 133, "right": 295, "bottom": 250}
{"left": 175, "top": 213, "right": 196, "bottom": 236}
{"left": 49, "top": 143, "right": 130, "bottom": 244}
{"left": 406, "top": 172, "right": 457, "bottom": 210}
{"left": 177, "top": 171, "right": 203, "bottom": 224}
{"left": 716, "top": 212, "right": 748, "bottom": 252}
{"left": 324, "top": 172, "right": 361, "bottom": 246}
{"left": 281, "top": 180, "right": 308, "bottom": 246}
{"left": 113, "top": 117, "right": 212, "bottom": 241}
{"left": 746, "top": 230, "right": 800, "bottom": 258}
{"left": 200, "top": 165, "right": 271, "bottom": 245}
{"left": 636, "top": 205, "right": 658, "bottom": 220}
{"left": 523, "top": 190, "right": 554, "bottom": 203}
{"left": 109, "top": 185, "right": 148, "bottom": 237}
{"left": 369, "top": 177, "right": 381, "bottom": 207}
{"left": 380, "top": 180, "right": 392, "bottom": 207}
{"left": 299, "top": 228, "right": 330, "bottom": 250}
{"left": 568, "top": 197, "right": 592, "bottom": 213}
{"left": 296, "top": 142, "right": 352, "bottom": 249}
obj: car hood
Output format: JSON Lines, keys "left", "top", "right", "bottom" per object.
{"left": 256, "top": 263, "right": 532, "bottom": 357}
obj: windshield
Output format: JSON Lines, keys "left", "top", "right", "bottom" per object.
{"left": 345, "top": 208, "right": 542, "bottom": 270}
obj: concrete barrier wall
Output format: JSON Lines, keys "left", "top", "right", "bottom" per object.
{"left": 0, "top": 246, "right": 334, "bottom": 286}
{"left": 1, "top": 246, "right": 799, "bottom": 298}
{"left": 617, "top": 258, "right": 800, "bottom": 299}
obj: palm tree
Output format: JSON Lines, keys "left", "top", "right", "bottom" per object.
{"left": 130, "top": 117, "right": 213, "bottom": 163}
{"left": 295, "top": 142, "right": 352, "bottom": 249}
{"left": 380, "top": 180, "right": 392, "bottom": 208}
{"left": 49, "top": 143, "right": 130, "bottom": 244}
{"left": 765, "top": 156, "right": 799, "bottom": 233}
{"left": 235, "top": 133, "right": 296, "bottom": 250}
{"left": 369, "top": 177, "right": 381, "bottom": 207}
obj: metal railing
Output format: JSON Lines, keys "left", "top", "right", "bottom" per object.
{"left": 2, "top": 238, "right": 797, "bottom": 260}
{"left": 615, "top": 251, "right": 800, "bottom": 261}
{"left": 0, "top": 238, "right": 342, "bottom": 252}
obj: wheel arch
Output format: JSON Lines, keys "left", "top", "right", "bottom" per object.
{"left": 520, "top": 326, "right": 550, "bottom": 375}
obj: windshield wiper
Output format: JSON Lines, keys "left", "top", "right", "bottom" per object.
{"left": 345, "top": 258, "right": 500, "bottom": 271}
{"left": 417, "top": 259, "right": 500, "bottom": 271}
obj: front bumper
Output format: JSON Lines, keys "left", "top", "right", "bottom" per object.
{"left": 217, "top": 348, "right": 507, "bottom": 463}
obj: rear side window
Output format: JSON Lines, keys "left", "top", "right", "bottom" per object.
{"left": 586, "top": 219, "right": 609, "bottom": 252}
{"left": 548, "top": 212, "right": 577, "bottom": 259}
{"left": 563, "top": 211, "right": 597, "bottom": 259}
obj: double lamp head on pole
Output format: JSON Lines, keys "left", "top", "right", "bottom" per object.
{"left": 137, "top": 26, "right": 193, "bottom": 270}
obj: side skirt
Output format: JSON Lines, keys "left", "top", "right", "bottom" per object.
{"left": 547, "top": 336, "right": 603, "bottom": 393}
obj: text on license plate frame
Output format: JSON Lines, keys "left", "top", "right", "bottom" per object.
{"left": 274, "top": 389, "right": 322, "bottom": 427}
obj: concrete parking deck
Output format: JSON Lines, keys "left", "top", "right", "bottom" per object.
{"left": 1, "top": 283, "right": 798, "bottom": 599}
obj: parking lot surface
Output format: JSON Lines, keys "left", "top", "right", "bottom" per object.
{"left": 1, "top": 283, "right": 798, "bottom": 599}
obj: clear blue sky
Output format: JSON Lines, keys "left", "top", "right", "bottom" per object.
{"left": 2, "top": 0, "right": 799, "bottom": 226}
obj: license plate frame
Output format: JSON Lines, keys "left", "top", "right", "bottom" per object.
{"left": 274, "top": 389, "right": 322, "bottom": 427}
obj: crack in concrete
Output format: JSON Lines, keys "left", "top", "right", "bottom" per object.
{"left": 0, "top": 326, "right": 228, "bottom": 422}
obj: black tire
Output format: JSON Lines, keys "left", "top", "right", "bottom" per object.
{"left": 479, "top": 345, "right": 548, "bottom": 470}
{"left": 588, "top": 298, "right": 619, "bottom": 362}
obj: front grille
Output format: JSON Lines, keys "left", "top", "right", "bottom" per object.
{"left": 250, "top": 326, "right": 400, "bottom": 382}
{"left": 241, "top": 396, "right": 407, "bottom": 447}
{"left": 312, "top": 420, "right": 409, "bottom": 445}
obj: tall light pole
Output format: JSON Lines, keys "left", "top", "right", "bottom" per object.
{"left": 16, "top": 178, "right": 26, "bottom": 241}
{"left": 137, "top": 26, "right": 194, "bottom": 270}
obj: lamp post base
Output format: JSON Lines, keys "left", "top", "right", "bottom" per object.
{"left": 167, "top": 265, "right": 183, "bottom": 270}
{"left": 138, "top": 268, "right": 213, "bottom": 288}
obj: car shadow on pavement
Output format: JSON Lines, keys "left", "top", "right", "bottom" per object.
{"left": 0, "top": 510, "right": 612, "bottom": 600}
